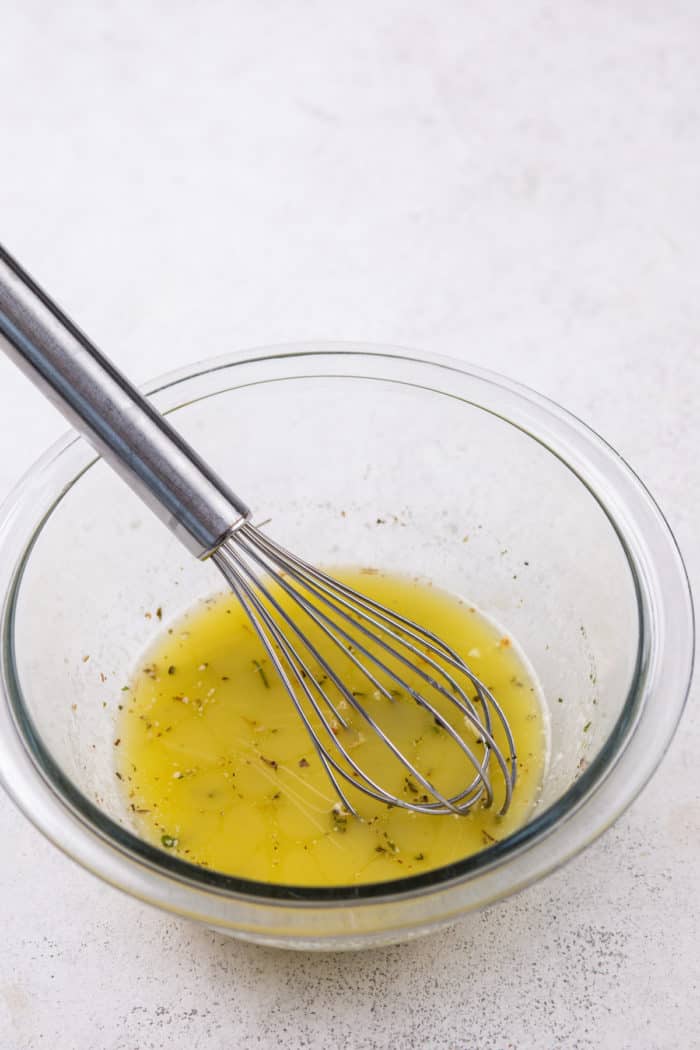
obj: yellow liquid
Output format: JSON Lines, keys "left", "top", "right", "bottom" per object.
{"left": 118, "top": 571, "right": 547, "bottom": 885}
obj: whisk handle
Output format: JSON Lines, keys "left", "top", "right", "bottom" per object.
{"left": 0, "top": 244, "right": 250, "bottom": 558}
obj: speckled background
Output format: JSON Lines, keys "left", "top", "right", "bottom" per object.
{"left": 0, "top": 2, "right": 698, "bottom": 1048}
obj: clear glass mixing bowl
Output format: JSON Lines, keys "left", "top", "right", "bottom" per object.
{"left": 0, "top": 345, "right": 693, "bottom": 949}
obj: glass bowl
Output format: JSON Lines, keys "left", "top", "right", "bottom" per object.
{"left": 0, "top": 344, "right": 693, "bottom": 950}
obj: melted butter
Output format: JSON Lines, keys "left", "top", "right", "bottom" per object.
{"left": 118, "top": 570, "right": 547, "bottom": 885}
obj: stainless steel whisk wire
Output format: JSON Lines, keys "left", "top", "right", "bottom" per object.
{"left": 215, "top": 524, "right": 517, "bottom": 815}
{"left": 0, "top": 243, "right": 517, "bottom": 819}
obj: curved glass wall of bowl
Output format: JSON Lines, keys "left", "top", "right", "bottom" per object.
{"left": 0, "top": 345, "right": 692, "bottom": 948}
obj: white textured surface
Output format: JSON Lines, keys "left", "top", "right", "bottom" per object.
{"left": 1, "top": 3, "right": 698, "bottom": 1048}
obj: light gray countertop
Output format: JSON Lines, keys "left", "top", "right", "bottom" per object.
{"left": 1, "top": 3, "right": 698, "bottom": 1047}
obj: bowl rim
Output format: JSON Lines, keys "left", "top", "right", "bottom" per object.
{"left": 0, "top": 342, "right": 694, "bottom": 918}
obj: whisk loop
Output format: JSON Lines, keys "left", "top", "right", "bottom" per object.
{"left": 214, "top": 522, "right": 517, "bottom": 817}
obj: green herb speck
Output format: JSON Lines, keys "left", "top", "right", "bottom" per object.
{"left": 253, "top": 659, "right": 270, "bottom": 689}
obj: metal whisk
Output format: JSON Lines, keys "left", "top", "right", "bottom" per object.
{"left": 0, "top": 245, "right": 516, "bottom": 817}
